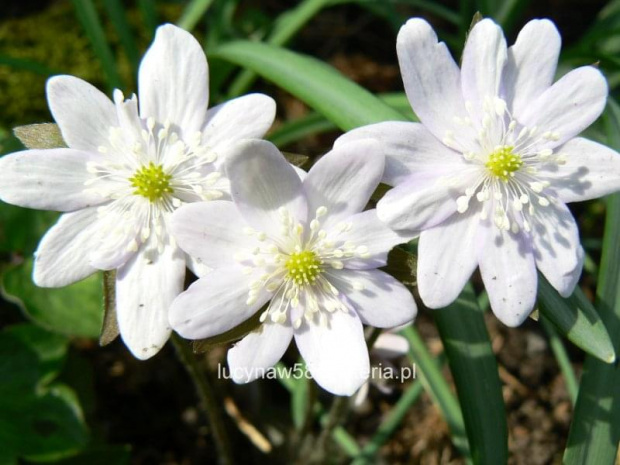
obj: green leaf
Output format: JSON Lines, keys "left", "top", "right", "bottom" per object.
{"left": 0, "top": 206, "right": 57, "bottom": 255}
{"left": 71, "top": 0, "right": 123, "bottom": 91}
{"left": 563, "top": 100, "right": 620, "bottom": 464}
{"left": 540, "top": 317, "right": 579, "bottom": 405}
{"left": 2, "top": 259, "right": 103, "bottom": 339}
{"left": 212, "top": 41, "right": 408, "bottom": 131}
{"left": 177, "top": 0, "right": 216, "bottom": 32}
{"left": 291, "top": 362, "right": 311, "bottom": 430}
{"left": 538, "top": 275, "right": 615, "bottom": 363}
{"left": 433, "top": 285, "right": 508, "bottom": 465}
{"left": 0, "top": 325, "right": 87, "bottom": 462}
{"left": 400, "top": 326, "right": 471, "bottom": 460}
{"left": 13, "top": 123, "right": 66, "bottom": 150}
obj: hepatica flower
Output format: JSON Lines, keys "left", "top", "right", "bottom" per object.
{"left": 0, "top": 24, "right": 275, "bottom": 358}
{"left": 169, "top": 140, "right": 416, "bottom": 395}
{"left": 337, "top": 18, "right": 620, "bottom": 325}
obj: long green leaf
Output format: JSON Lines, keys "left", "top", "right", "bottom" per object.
{"left": 177, "top": 0, "right": 216, "bottom": 32}
{"left": 538, "top": 276, "right": 615, "bottom": 363}
{"left": 540, "top": 316, "right": 579, "bottom": 405}
{"left": 103, "top": 0, "right": 141, "bottom": 71}
{"left": 400, "top": 326, "right": 471, "bottom": 460}
{"left": 71, "top": 0, "right": 123, "bottom": 91}
{"left": 564, "top": 100, "right": 620, "bottom": 464}
{"left": 433, "top": 285, "right": 507, "bottom": 465}
{"left": 227, "top": 0, "right": 331, "bottom": 97}
{"left": 212, "top": 41, "right": 408, "bottom": 131}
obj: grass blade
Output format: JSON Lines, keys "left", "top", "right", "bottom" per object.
{"left": 103, "top": 0, "right": 141, "bottom": 71}
{"left": 212, "top": 41, "right": 408, "bottom": 131}
{"left": 540, "top": 316, "right": 579, "bottom": 405}
{"left": 177, "top": 0, "right": 216, "bottom": 32}
{"left": 138, "top": 0, "right": 158, "bottom": 41}
{"left": 433, "top": 285, "right": 508, "bottom": 465}
{"left": 563, "top": 100, "right": 620, "bottom": 464}
{"left": 538, "top": 274, "right": 616, "bottom": 363}
{"left": 400, "top": 326, "right": 471, "bottom": 460}
{"left": 71, "top": 0, "right": 123, "bottom": 91}
{"left": 227, "top": 0, "right": 331, "bottom": 97}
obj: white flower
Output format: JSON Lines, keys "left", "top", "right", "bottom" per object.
{"left": 169, "top": 139, "right": 417, "bottom": 395}
{"left": 336, "top": 18, "right": 620, "bottom": 326}
{"left": 0, "top": 24, "right": 276, "bottom": 359}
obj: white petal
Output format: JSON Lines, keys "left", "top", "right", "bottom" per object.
{"left": 294, "top": 308, "right": 369, "bottom": 396}
{"left": 531, "top": 200, "right": 582, "bottom": 297}
{"left": 304, "top": 139, "right": 383, "bottom": 229}
{"left": 202, "top": 94, "right": 276, "bottom": 150}
{"left": 115, "top": 245, "right": 186, "bottom": 359}
{"left": 417, "top": 209, "right": 481, "bottom": 308}
{"left": 171, "top": 201, "right": 254, "bottom": 268}
{"left": 337, "top": 209, "right": 415, "bottom": 270}
{"left": 328, "top": 269, "right": 417, "bottom": 328}
{"left": 396, "top": 18, "right": 470, "bottom": 146}
{"left": 47, "top": 75, "right": 117, "bottom": 151}
{"left": 33, "top": 208, "right": 99, "bottom": 287}
{"left": 138, "top": 24, "right": 209, "bottom": 134}
{"left": 373, "top": 333, "right": 409, "bottom": 359}
{"left": 334, "top": 122, "right": 465, "bottom": 186}
{"left": 541, "top": 137, "right": 620, "bottom": 203}
{"left": 169, "top": 266, "right": 270, "bottom": 340}
{"left": 461, "top": 19, "right": 507, "bottom": 122}
{"left": 518, "top": 67, "right": 607, "bottom": 149}
{"left": 377, "top": 172, "right": 474, "bottom": 231}
{"left": 0, "top": 149, "right": 105, "bottom": 212}
{"left": 227, "top": 322, "right": 294, "bottom": 383}
{"left": 225, "top": 140, "right": 307, "bottom": 238}
{"left": 503, "top": 20, "right": 561, "bottom": 118}
{"left": 478, "top": 227, "right": 537, "bottom": 326}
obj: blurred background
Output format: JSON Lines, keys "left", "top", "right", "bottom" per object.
{"left": 0, "top": 0, "right": 618, "bottom": 464}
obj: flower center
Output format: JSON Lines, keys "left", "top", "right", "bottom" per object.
{"left": 129, "top": 162, "right": 173, "bottom": 202}
{"left": 485, "top": 146, "right": 523, "bottom": 182}
{"left": 285, "top": 250, "right": 322, "bottom": 287}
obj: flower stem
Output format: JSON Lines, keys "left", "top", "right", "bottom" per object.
{"left": 171, "top": 334, "right": 234, "bottom": 465}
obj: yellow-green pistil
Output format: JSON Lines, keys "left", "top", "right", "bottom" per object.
{"left": 285, "top": 250, "right": 322, "bottom": 287}
{"left": 485, "top": 146, "right": 523, "bottom": 182}
{"left": 129, "top": 162, "right": 173, "bottom": 202}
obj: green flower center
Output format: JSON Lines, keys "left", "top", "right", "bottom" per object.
{"left": 485, "top": 146, "right": 523, "bottom": 182}
{"left": 129, "top": 162, "right": 173, "bottom": 202}
{"left": 285, "top": 250, "right": 322, "bottom": 287}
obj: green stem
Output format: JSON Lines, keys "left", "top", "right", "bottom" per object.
{"left": 171, "top": 334, "right": 234, "bottom": 465}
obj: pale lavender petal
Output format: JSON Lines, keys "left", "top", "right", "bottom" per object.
{"left": 202, "top": 94, "right": 276, "bottom": 150}
{"left": 503, "top": 19, "right": 561, "bottom": 118}
{"left": 116, "top": 244, "right": 186, "bottom": 359}
{"left": 0, "top": 149, "right": 105, "bottom": 212}
{"left": 303, "top": 139, "right": 383, "bottom": 229}
{"left": 328, "top": 268, "right": 417, "bottom": 328}
{"left": 47, "top": 75, "right": 117, "bottom": 151}
{"left": 461, "top": 19, "right": 507, "bottom": 122}
{"left": 417, "top": 208, "right": 482, "bottom": 308}
{"left": 171, "top": 201, "right": 255, "bottom": 269}
{"left": 294, "top": 308, "right": 369, "bottom": 396}
{"left": 227, "top": 322, "right": 294, "bottom": 383}
{"left": 334, "top": 122, "right": 465, "bottom": 186}
{"left": 518, "top": 67, "right": 607, "bottom": 149}
{"left": 225, "top": 140, "right": 307, "bottom": 239}
{"left": 169, "top": 266, "right": 270, "bottom": 339}
{"left": 541, "top": 137, "right": 620, "bottom": 203}
{"left": 138, "top": 24, "right": 209, "bottom": 135}
{"left": 479, "top": 226, "right": 537, "bottom": 326}
{"left": 396, "top": 18, "right": 470, "bottom": 146}
{"left": 531, "top": 200, "right": 582, "bottom": 297}
{"left": 33, "top": 208, "right": 99, "bottom": 287}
